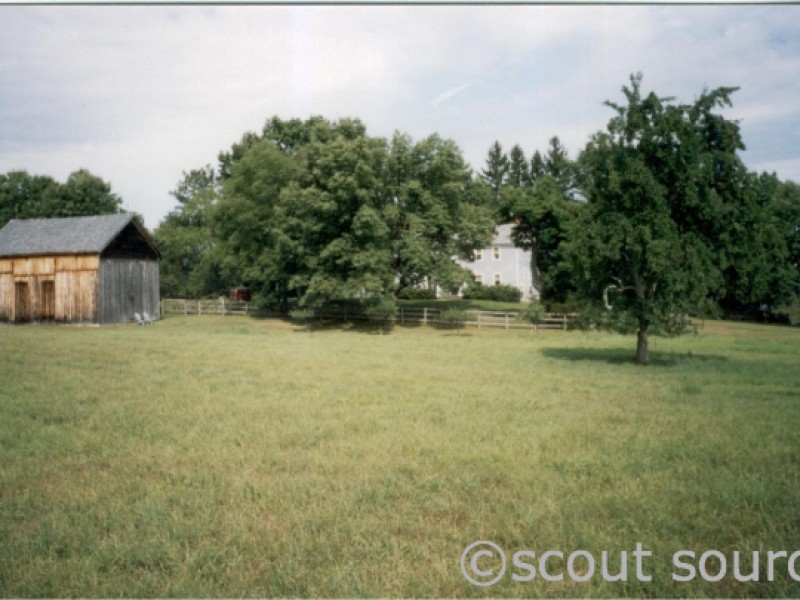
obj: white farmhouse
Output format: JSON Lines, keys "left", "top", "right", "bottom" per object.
{"left": 455, "top": 222, "right": 538, "bottom": 300}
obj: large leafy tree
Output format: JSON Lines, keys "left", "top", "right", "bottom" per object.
{"left": 214, "top": 138, "right": 304, "bottom": 309}
{"left": 771, "top": 179, "right": 800, "bottom": 293}
{"left": 0, "top": 169, "right": 121, "bottom": 227}
{"left": 213, "top": 116, "right": 493, "bottom": 310}
{"left": 570, "top": 74, "right": 744, "bottom": 364}
{"left": 55, "top": 169, "right": 122, "bottom": 217}
{"left": 716, "top": 171, "right": 798, "bottom": 317}
{"left": 386, "top": 133, "right": 494, "bottom": 297}
{"left": 501, "top": 175, "right": 581, "bottom": 301}
{"left": 154, "top": 166, "right": 222, "bottom": 298}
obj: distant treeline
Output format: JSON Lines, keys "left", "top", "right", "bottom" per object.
{"left": 0, "top": 169, "right": 123, "bottom": 225}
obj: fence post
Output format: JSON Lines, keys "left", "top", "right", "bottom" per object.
{"left": 505, "top": 312, "right": 509, "bottom": 330}
{"left": 423, "top": 307, "right": 428, "bottom": 326}
{"left": 563, "top": 314, "right": 567, "bottom": 330}
{"left": 221, "top": 298, "right": 226, "bottom": 316}
{"left": 183, "top": 299, "right": 187, "bottom": 315}
{"left": 400, "top": 307, "right": 404, "bottom": 325}
{"left": 198, "top": 300, "right": 202, "bottom": 315}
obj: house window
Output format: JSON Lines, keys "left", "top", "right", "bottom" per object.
{"left": 493, "top": 246, "right": 501, "bottom": 260}
{"left": 494, "top": 274, "right": 501, "bottom": 286}
{"left": 475, "top": 248, "right": 483, "bottom": 261}
{"left": 475, "top": 274, "right": 483, "bottom": 284}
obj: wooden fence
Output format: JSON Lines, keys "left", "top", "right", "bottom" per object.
{"left": 160, "top": 298, "right": 574, "bottom": 331}
{"left": 160, "top": 298, "right": 254, "bottom": 316}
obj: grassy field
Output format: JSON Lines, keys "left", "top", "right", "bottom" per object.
{"left": 1, "top": 316, "right": 799, "bottom": 597}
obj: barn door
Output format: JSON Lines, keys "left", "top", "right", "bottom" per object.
{"left": 41, "top": 280, "right": 55, "bottom": 320}
{"left": 14, "top": 282, "right": 31, "bottom": 322}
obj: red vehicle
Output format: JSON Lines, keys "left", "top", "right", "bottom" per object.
{"left": 230, "top": 287, "right": 252, "bottom": 302}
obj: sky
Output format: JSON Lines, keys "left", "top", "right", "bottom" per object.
{"left": 1, "top": 4, "right": 799, "bottom": 230}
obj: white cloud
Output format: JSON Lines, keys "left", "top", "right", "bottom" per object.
{"left": 1, "top": 5, "right": 799, "bottom": 229}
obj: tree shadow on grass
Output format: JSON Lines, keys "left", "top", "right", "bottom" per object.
{"left": 541, "top": 347, "right": 729, "bottom": 367}
{"left": 285, "top": 318, "right": 398, "bottom": 336}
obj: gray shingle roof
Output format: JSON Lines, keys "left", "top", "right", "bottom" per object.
{"left": 0, "top": 214, "right": 138, "bottom": 257}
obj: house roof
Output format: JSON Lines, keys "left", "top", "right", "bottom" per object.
{"left": 0, "top": 214, "right": 158, "bottom": 258}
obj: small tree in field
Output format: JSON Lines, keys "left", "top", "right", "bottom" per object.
{"left": 570, "top": 74, "right": 743, "bottom": 364}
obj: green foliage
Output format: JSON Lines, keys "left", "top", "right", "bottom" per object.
{"left": 501, "top": 175, "right": 582, "bottom": 300}
{"left": 438, "top": 307, "right": 468, "bottom": 329}
{"left": 518, "top": 301, "right": 546, "bottom": 324}
{"left": 480, "top": 141, "right": 509, "bottom": 203}
{"left": 569, "top": 74, "right": 748, "bottom": 362}
{"left": 529, "top": 150, "right": 546, "bottom": 183}
{"left": 506, "top": 144, "right": 530, "bottom": 189}
{"left": 209, "top": 116, "right": 494, "bottom": 311}
{"left": 543, "top": 136, "right": 574, "bottom": 194}
{"left": 160, "top": 92, "right": 798, "bottom": 329}
{"left": 462, "top": 282, "right": 522, "bottom": 303}
{"left": 0, "top": 169, "right": 122, "bottom": 227}
{"left": 716, "top": 171, "right": 799, "bottom": 315}
{"left": 396, "top": 287, "right": 437, "bottom": 300}
{"left": 363, "top": 297, "right": 398, "bottom": 323}
{"left": 154, "top": 166, "right": 221, "bottom": 298}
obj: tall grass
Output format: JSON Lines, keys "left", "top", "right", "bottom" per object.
{"left": 1, "top": 317, "right": 798, "bottom": 596}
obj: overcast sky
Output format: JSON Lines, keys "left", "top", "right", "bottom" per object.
{"left": 1, "top": 5, "right": 799, "bottom": 229}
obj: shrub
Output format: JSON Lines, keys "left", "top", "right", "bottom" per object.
{"left": 518, "top": 302, "right": 546, "bottom": 325}
{"left": 364, "top": 298, "right": 398, "bottom": 322}
{"left": 439, "top": 308, "right": 469, "bottom": 331}
{"left": 462, "top": 283, "right": 522, "bottom": 303}
{"left": 396, "top": 287, "right": 437, "bottom": 300}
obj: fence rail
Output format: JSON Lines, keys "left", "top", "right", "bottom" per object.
{"left": 160, "top": 298, "right": 254, "bottom": 316}
{"left": 160, "top": 299, "right": 575, "bottom": 331}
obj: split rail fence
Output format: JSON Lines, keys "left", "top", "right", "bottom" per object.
{"left": 160, "top": 298, "right": 575, "bottom": 331}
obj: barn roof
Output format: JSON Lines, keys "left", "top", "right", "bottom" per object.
{"left": 0, "top": 214, "right": 158, "bottom": 258}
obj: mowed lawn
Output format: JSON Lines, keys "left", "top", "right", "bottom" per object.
{"left": 1, "top": 316, "right": 799, "bottom": 597}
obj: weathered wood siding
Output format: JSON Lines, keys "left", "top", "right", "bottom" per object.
{"left": 0, "top": 255, "right": 99, "bottom": 322}
{"left": 54, "top": 270, "right": 98, "bottom": 322}
{"left": 0, "top": 259, "right": 11, "bottom": 321}
{"left": 98, "top": 259, "right": 159, "bottom": 323}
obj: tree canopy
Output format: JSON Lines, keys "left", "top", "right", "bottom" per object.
{"left": 0, "top": 169, "right": 122, "bottom": 228}
{"left": 569, "top": 73, "right": 797, "bottom": 363}
{"left": 159, "top": 117, "right": 495, "bottom": 311}
{"left": 153, "top": 76, "right": 799, "bottom": 357}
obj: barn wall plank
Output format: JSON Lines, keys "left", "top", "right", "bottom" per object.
{"left": 32, "top": 257, "right": 55, "bottom": 275}
{"left": 53, "top": 269, "right": 99, "bottom": 322}
{"left": 56, "top": 257, "right": 76, "bottom": 272}
{"left": 99, "top": 259, "right": 158, "bottom": 323}
{"left": 0, "top": 273, "right": 11, "bottom": 321}
{"left": 12, "top": 258, "right": 33, "bottom": 276}
{"left": 76, "top": 255, "right": 100, "bottom": 271}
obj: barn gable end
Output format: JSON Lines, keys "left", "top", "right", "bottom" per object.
{"left": 0, "top": 214, "right": 159, "bottom": 324}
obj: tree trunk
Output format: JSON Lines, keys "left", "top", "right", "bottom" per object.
{"left": 636, "top": 328, "right": 649, "bottom": 365}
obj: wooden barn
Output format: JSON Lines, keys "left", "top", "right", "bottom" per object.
{"left": 0, "top": 214, "right": 160, "bottom": 324}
